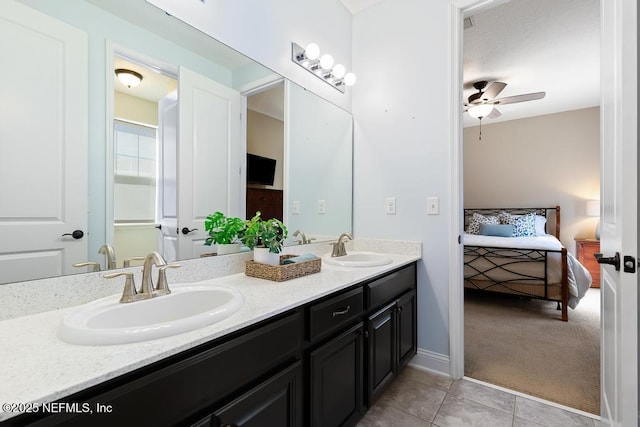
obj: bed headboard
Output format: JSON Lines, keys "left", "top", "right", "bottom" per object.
{"left": 463, "top": 206, "right": 561, "bottom": 239}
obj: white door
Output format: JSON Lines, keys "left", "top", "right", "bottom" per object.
{"left": 0, "top": 1, "right": 87, "bottom": 283}
{"left": 599, "top": 0, "right": 637, "bottom": 424}
{"left": 170, "top": 67, "right": 241, "bottom": 261}
{"left": 157, "top": 90, "right": 179, "bottom": 262}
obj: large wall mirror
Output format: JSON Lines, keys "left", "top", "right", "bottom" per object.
{"left": 0, "top": 0, "right": 353, "bottom": 285}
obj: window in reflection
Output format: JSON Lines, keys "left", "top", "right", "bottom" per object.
{"left": 113, "top": 120, "right": 157, "bottom": 224}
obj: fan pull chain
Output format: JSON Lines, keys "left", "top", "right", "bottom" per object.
{"left": 479, "top": 118, "right": 483, "bottom": 141}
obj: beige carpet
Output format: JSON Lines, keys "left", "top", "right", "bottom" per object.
{"left": 464, "top": 288, "right": 600, "bottom": 414}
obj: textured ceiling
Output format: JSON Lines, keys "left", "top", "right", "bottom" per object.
{"left": 463, "top": 0, "right": 600, "bottom": 127}
{"left": 341, "top": 0, "right": 600, "bottom": 127}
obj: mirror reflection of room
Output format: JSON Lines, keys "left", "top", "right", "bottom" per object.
{"left": 113, "top": 55, "right": 177, "bottom": 268}
{"left": 246, "top": 82, "right": 284, "bottom": 222}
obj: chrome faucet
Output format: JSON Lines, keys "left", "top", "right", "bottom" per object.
{"left": 140, "top": 251, "right": 168, "bottom": 295}
{"left": 293, "top": 229, "right": 311, "bottom": 245}
{"left": 330, "top": 232, "right": 354, "bottom": 257}
{"left": 98, "top": 244, "right": 117, "bottom": 270}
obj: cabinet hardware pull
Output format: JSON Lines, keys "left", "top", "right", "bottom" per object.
{"left": 332, "top": 305, "right": 351, "bottom": 317}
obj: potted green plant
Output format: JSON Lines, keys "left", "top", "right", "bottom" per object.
{"left": 243, "top": 211, "right": 288, "bottom": 265}
{"left": 204, "top": 211, "right": 246, "bottom": 255}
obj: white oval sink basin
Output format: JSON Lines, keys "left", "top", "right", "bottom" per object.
{"left": 58, "top": 285, "right": 244, "bottom": 346}
{"left": 323, "top": 251, "right": 393, "bottom": 267}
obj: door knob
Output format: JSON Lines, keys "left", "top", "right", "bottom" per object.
{"left": 155, "top": 224, "right": 162, "bottom": 230}
{"left": 181, "top": 227, "right": 198, "bottom": 235}
{"left": 62, "top": 230, "right": 84, "bottom": 239}
{"left": 595, "top": 252, "right": 620, "bottom": 271}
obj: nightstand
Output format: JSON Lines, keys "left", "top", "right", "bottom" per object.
{"left": 575, "top": 238, "right": 601, "bottom": 288}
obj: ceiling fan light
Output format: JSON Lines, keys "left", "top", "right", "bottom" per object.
{"left": 468, "top": 104, "right": 493, "bottom": 119}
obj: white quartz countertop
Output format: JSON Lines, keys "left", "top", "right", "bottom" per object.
{"left": 0, "top": 252, "right": 419, "bottom": 421}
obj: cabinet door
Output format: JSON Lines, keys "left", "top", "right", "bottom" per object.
{"left": 397, "top": 290, "right": 417, "bottom": 369}
{"left": 367, "top": 303, "right": 396, "bottom": 403}
{"left": 310, "top": 323, "right": 364, "bottom": 427}
{"left": 209, "top": 362, "right": 303, "bottom": 427}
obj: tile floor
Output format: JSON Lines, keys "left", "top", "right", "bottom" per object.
{"left": 357, "top": 367, "right": 604, "bottom": 427}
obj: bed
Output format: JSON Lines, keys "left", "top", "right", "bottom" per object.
{"left": 463, "top": 206, "right": 592, "bottom": 321}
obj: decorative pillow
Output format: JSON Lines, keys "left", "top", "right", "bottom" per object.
{"left": 499, "top": 211, "right": 537, "bottom": 237}
{"left": 534, "top": 215, "right": 547, "bottom": 235}
{"left": 497, "top": 211, "right": 512, "bottom": 224}
{"left": 466, "top": 213, "right": 499, "bottom": 234}
{"left": 479, "top": 223, "right": 515, "bottom": 237}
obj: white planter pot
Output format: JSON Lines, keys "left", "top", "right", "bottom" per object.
{"left": 216, "top": 243, "right": 241, "bottom": 255}
{"left": 253, "top": 247, "right": 281, "bottom": 265}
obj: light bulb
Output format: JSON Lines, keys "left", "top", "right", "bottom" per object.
{"left": 305, "top": 43, "right": 320, "bottom": 60}
{"left": 344, "top": 72, "right": 356, "bottom": 87}
{"left": 320, "top": 54, "right": 334, "bottom": 70}
{"left": 332, "top": 64, "right": 346, "bottom": 79}
{"left": 468, "top": 104, "right": 493, "bottom": 119}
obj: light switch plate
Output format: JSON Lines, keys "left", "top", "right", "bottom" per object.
{"left": 318, "top": 200, "right": 326, "bottom": 214}
{"left": 292, "top": 201, "right": 300, "bottom": 215}
{"left": 427, "top": 197, "right": 439, "bottom": 215}
{"left": 385, "top": 197, "right": 396, "bottom": 215}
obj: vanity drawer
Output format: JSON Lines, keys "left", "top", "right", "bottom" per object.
{"left": 309, "top": 287, "right": 364, "bottom": 341}
{"left": 367, "top": 264, "right": 416, "bottom": 310}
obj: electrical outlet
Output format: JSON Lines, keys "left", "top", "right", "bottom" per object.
{"left": 318, "top": 200, "right": 326, "bottom": 214}
{"left": 292, "top": 201, "right": 300, "bottom": 215}
{"left": 385, "top": 197, "right": 396, "bottom": 215}
{"left": 427, "top": 196, "right": 439, "bottom": 215}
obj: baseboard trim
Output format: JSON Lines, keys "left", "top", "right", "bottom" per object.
{"left": 407, "top": 347, "right": 450, "bottom": 377}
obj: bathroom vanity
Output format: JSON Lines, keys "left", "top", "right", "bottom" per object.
{"left": 0, "top": 246, "right": 419, "bottom": 427}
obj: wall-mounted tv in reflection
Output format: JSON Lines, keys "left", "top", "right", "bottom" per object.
{"left": 247, "top": 153, "right": 276, "bottom": 186}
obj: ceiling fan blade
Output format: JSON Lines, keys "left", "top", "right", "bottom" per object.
{"left": 487, "top": 107, "right": 502, "bottom": 119}
{"left": 492, "top": 91, "right": 546, "bottom": 105}
{"left": 482, "top": 82, "right": 507, "bottom": 100}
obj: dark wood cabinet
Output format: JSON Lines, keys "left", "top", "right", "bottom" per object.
{"left": 208, "top": 362, "right": 303, "bottom": 427}
{"left": 397, "top": 290, "right": 417, "bottom": 369}
{"left": 310, "top": 323, "right": 365, "bottom": 427}
{"left": 366, "top": 289, "right": 417, "bottom": 404}
{"left": 246, "top": 188, "right": 283, "bottom": 221}
{"left": 367, "top": 303, "right": 396, "bottom": 402}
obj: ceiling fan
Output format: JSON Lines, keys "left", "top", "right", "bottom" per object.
{"left": 464, "top": 80, "right": 546, "bottom": 119}
{"left": 464, "top": 80, "right": 546, "bottom": 140}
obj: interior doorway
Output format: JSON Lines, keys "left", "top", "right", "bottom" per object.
{"left": 245, "top": 81, "right": 285, "bottom": 221}
{"left": 108, "top": 49, "right": 177, "bottom": 267}
{"left": 459, "top": 1, "right": 600, "bottom": 413}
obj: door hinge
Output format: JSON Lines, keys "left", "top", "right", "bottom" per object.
{"left": 623, "top": 255, "right": 636, "bottom": 273}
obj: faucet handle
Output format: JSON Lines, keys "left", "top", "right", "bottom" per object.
{"left": 123, "top": 256, "right": 145, "bottom": 267}
{"left": 104, "top": 272, "right": 138, "bottom": 303}
{"left": 156, "top": 264, "right": 181, "bottom": 295}
{"left": 73, "top": 262, "right": 101, "bottom": 272}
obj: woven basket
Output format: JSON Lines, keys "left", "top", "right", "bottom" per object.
{"left": 245, "top": 255, "right": 321, "bottom": 282}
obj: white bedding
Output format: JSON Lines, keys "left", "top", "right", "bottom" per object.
{"left": 463, "top": 233, "right": 592, "bottom": 309}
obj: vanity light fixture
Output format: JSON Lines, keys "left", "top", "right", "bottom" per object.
{"left": 115, "top": 68, "right": 143, "bottom": 88}
{"left": 291, "top": 42, "right": 356, "bottom": 93}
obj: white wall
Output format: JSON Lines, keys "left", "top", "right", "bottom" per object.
{"left": 352, "top": 0, "right": 453, "bottom": 358}
{"left": 464, "top": 107, "right": 601, "bottom": 254}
